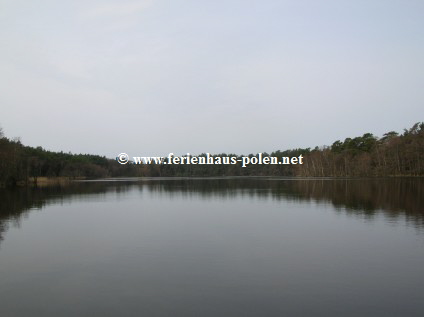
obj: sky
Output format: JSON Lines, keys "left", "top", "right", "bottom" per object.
{"left": 1, "top": 0, "right": 423, "bottom": 158}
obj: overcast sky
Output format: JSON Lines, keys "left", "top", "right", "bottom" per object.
{"left": 1, "top": 0, "right": 423, "bottom": 158}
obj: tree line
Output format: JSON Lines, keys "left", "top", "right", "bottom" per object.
{"left": 297, "top": 122, "right": 424, "bottom": 177}
{"left": 0, "top": 122, "right": 423, "bottom": 186}
{"left": 0, "top": 127, "right": 135, "bottom": 187}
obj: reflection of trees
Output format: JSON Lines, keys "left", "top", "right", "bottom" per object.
{"left": 138, "top": 177, "right": 424, "bottom": 228}
{"left": 0, "top": 182, "right": 132, "bottom": 243}
{"left": 1, "top": 178, "right": 423, "bottom": 244}
{"left": 288, "top": 178, "right": 424, "bottom": 227}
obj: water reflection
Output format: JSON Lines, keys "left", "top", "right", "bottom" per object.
{"left": 137, "top": 177, "right": 424, "bottom": 228}
{"left": 1, "top": 177, "right": 423, "bottom": 243}
{"left": 0, "top": 182, "right": 131, "bottom": 242}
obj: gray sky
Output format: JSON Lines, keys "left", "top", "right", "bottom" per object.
{"left": 1, "top": 0, "right": 423, "bottom": 158}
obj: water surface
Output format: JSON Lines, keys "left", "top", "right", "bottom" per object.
{"left": 0, "top": 178, "right": 423, "bottom": 316}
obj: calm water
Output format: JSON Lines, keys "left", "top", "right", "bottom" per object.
{"left": 0, "top": 177, "right": 423, "bottom": 316}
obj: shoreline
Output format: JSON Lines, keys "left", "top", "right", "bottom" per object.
{"left": 2, "top": 175, "right": 424, "bottom": 189}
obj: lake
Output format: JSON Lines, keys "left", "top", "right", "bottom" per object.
{"left": 0, "top": 177, "right": 423, "bottom": 316}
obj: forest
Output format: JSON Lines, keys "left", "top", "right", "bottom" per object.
{"left": 0, "top": 122, "right": 423, "bottom": 187}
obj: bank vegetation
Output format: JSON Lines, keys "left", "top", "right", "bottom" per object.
{"left": 0, "top": 122, "right": 423, "bottom": 186}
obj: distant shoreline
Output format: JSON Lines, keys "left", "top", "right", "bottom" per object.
{"left": 1, "top": 122, "right": 423, "bottom": 187}
{"left": 2, "top": 175, "right": 422, "bottom": 189}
